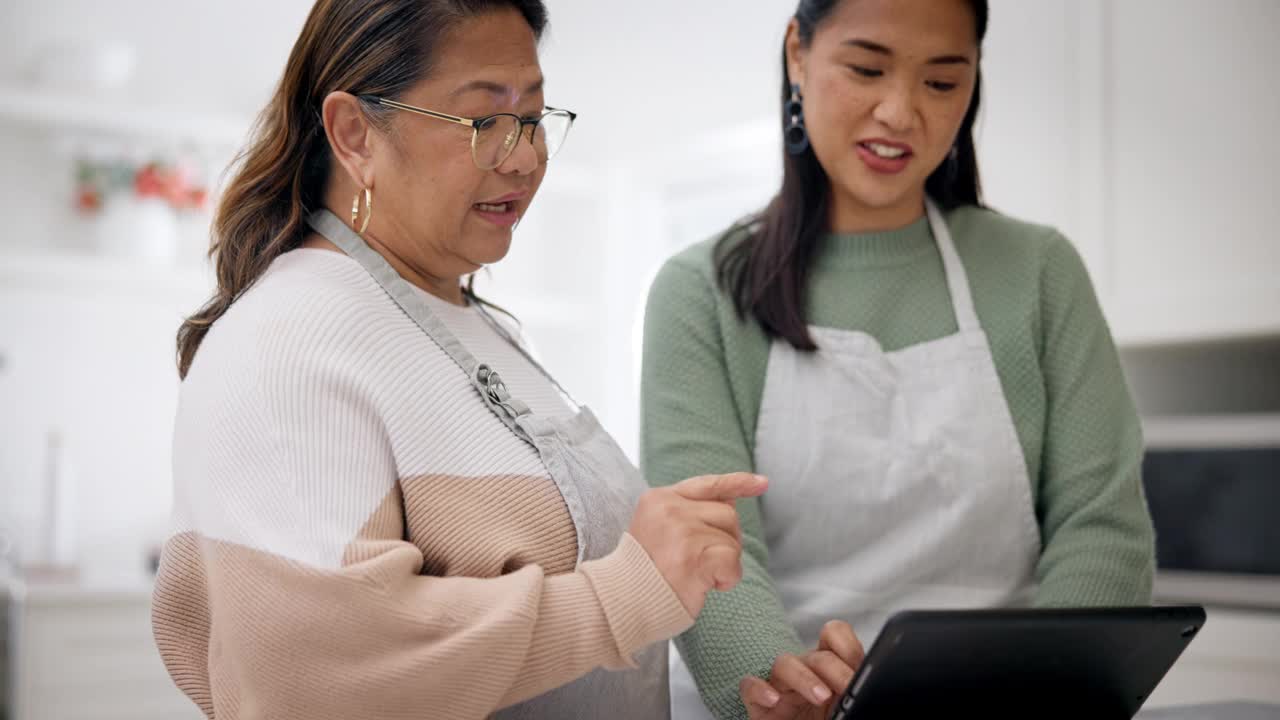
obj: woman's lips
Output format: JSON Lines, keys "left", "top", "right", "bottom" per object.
{"left": 472, "top": 191, "right": 527, "bottom": 228}
{"left": 856, "top": 139, "right": 914, "bottom": 175}
{"left": 472, "top": 200, "right": 520, "bottom": 227}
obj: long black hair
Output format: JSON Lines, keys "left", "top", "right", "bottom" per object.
{"left": 715, "top": 0, "right": 989, "bottom": 352}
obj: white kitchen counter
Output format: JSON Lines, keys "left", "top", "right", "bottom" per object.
{"left": 1145, "top": 607, "right": 1280, "bottom": 709}
{"left": 6, "top": 578, "right": 1278, "bottom": 719}
{"left": 6, "top": 580, "right": 202, "bottom": 720}
{"left": 1140, "top": 703, "right": 1280, "bottom": 719}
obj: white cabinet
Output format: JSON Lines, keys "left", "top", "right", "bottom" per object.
{"left": 0, "top": 254, "right": 210, "bottom": 585}
{"left": 1106, "top": 0, "right": 1280, "bottom": 345}
{"left": 9, "top": 584, "right": 203, "bottom": 720}
{"left": 979, "top": 0, "right": 1103, "bottom": 276}
{"left": 978, "top": 0, "right": 1280, "bottom": 346}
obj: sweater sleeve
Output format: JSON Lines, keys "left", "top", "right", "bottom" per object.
{"left": 153, "top": 333, "right": 691, "bottom": 720}
{"left": 1031, "top": 233, "right": 1157, "bottom": 606}
{"left": 640, "top": 256, "right": 805, "bottom": 720}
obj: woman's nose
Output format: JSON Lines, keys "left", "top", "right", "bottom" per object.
{"left": 497, "top": 125, "right": 540, "bottom": 175}
{"left": 871, "top": 81, "right": 917, "bottom": 134}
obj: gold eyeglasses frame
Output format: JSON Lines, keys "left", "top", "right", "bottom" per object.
{"left": 359, "top": 95, "right": 577, "bottom": 170}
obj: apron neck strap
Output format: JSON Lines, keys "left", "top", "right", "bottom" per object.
{"left": 304, "top": 209, "right": 528, "bottom": 410}
{"left": 925, "top": 199, "right": 981, "bottom": 333}
{"left": 467, "top": 293, "right": 581, "bottom": 409}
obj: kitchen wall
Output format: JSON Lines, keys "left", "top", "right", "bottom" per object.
{"left": 1, "top": 1, "right": 1278, "bottom": 716}
{"left": 4, "top": 0, "right": 1279, "bottom": 579}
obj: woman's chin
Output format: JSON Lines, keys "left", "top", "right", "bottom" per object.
{"left": 838, "top": 175, "right": 926, "bottom": 217}
{"left": 463, "top": 238, "right": 514, "bottom": 268}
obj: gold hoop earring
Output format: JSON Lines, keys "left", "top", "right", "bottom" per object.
{"left": 351, "top": 187, "right": 373, "bottom": 234}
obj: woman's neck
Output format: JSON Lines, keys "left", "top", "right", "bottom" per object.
{"left": 366, "top": 232, "right": 468, "bottom": 306}
{"left": 827, "top": 186, "right": 927, "bottom": 234}
{"left": 300, "top": 231, "right": 467, "bottom": 307}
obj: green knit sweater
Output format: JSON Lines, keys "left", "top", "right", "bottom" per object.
{"left": 639, "top": 205, "right": 1156, "bottom": 719}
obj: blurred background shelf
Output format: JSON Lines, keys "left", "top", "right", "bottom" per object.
{"left": 0, "top": 85, "right": 249, "bottom": 148}
{"left": 0, "top": 248, "right": 212, "bottom": 302}
{"left": 1111, "top": 295, "right": 1280, "bottom": 350}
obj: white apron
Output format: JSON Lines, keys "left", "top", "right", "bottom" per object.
{"left": 670, "top": 200, "right": 1040, "bottom": 718}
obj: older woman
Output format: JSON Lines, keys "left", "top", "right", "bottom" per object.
{"left": 152, "top": 1, "right": 767, "bottom": 718}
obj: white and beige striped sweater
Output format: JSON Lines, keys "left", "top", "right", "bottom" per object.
{"left": 153, "top": 248, "right": 692, "bottom": 719}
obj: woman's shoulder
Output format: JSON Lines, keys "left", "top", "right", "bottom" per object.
{"left": 645, "top": 220, "right": 775, "bottom": 365}
{"left": 946, "top": 205, "right": 1067, "bottom": 252}
{"left": 946, "top": 204, "right": 1087, "bottom": 277}
{"left": 184, "top": 249, "right": 406, "bottom": 386}
{"left": 946, "top": 204, "right": 1102, "bottom": 325}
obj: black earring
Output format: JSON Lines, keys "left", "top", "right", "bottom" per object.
{"left": 785, "top": 83, "right": 810, "bottom": 156}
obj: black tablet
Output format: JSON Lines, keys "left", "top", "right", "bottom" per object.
{"left": 829, "top": 606, "right": 1207, "bottom": 720}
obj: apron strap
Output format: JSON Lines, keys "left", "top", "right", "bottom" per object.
{"left": 468, "top": 294, "right": 582, "bottom": 410}
{"left": 305, "top": 209, "right": 533, "bottom": 422}
{"left": 926, "top": 199, "right": 982, "bottom": 334}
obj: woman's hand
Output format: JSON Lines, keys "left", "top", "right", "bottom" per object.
{"left": 628, "top": 473, "right": 768, "bottom": 617}
{"left": 740, "top": 621, "right": 865, "bottom": 720}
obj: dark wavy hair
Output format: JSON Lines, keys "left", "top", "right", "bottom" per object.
{"left": 176, "top": 0, "right": 548, "bottom": 378}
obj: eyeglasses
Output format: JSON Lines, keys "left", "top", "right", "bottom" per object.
{"left": 359, "top": 95, "right": 577, "bottom": 171}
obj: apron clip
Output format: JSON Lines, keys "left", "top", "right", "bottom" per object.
{"left": 476, "top": 364, "right": 527, "bottom": 418}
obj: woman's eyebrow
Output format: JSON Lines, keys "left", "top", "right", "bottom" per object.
{"left": 843, "top": 38, "right": 972, "bottom": 66}
{"left": 451, "top": 77, "right": 545, "bottom": 98}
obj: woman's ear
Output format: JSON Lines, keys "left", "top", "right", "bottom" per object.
{"left": 784, "top": 19, "right": 808, "bottom": 91}
{"left": 322, "top": 91, "right": 377, "bottom": 190}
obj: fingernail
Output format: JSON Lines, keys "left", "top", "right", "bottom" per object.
{"left": 814, "top": 685, "right": 832, "bottom": 702}
{"left": 754, "top": 474, "right": 768, "bottom": 484}
{"left": 763, "top": 689, "right": 780, "bottom": 707}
